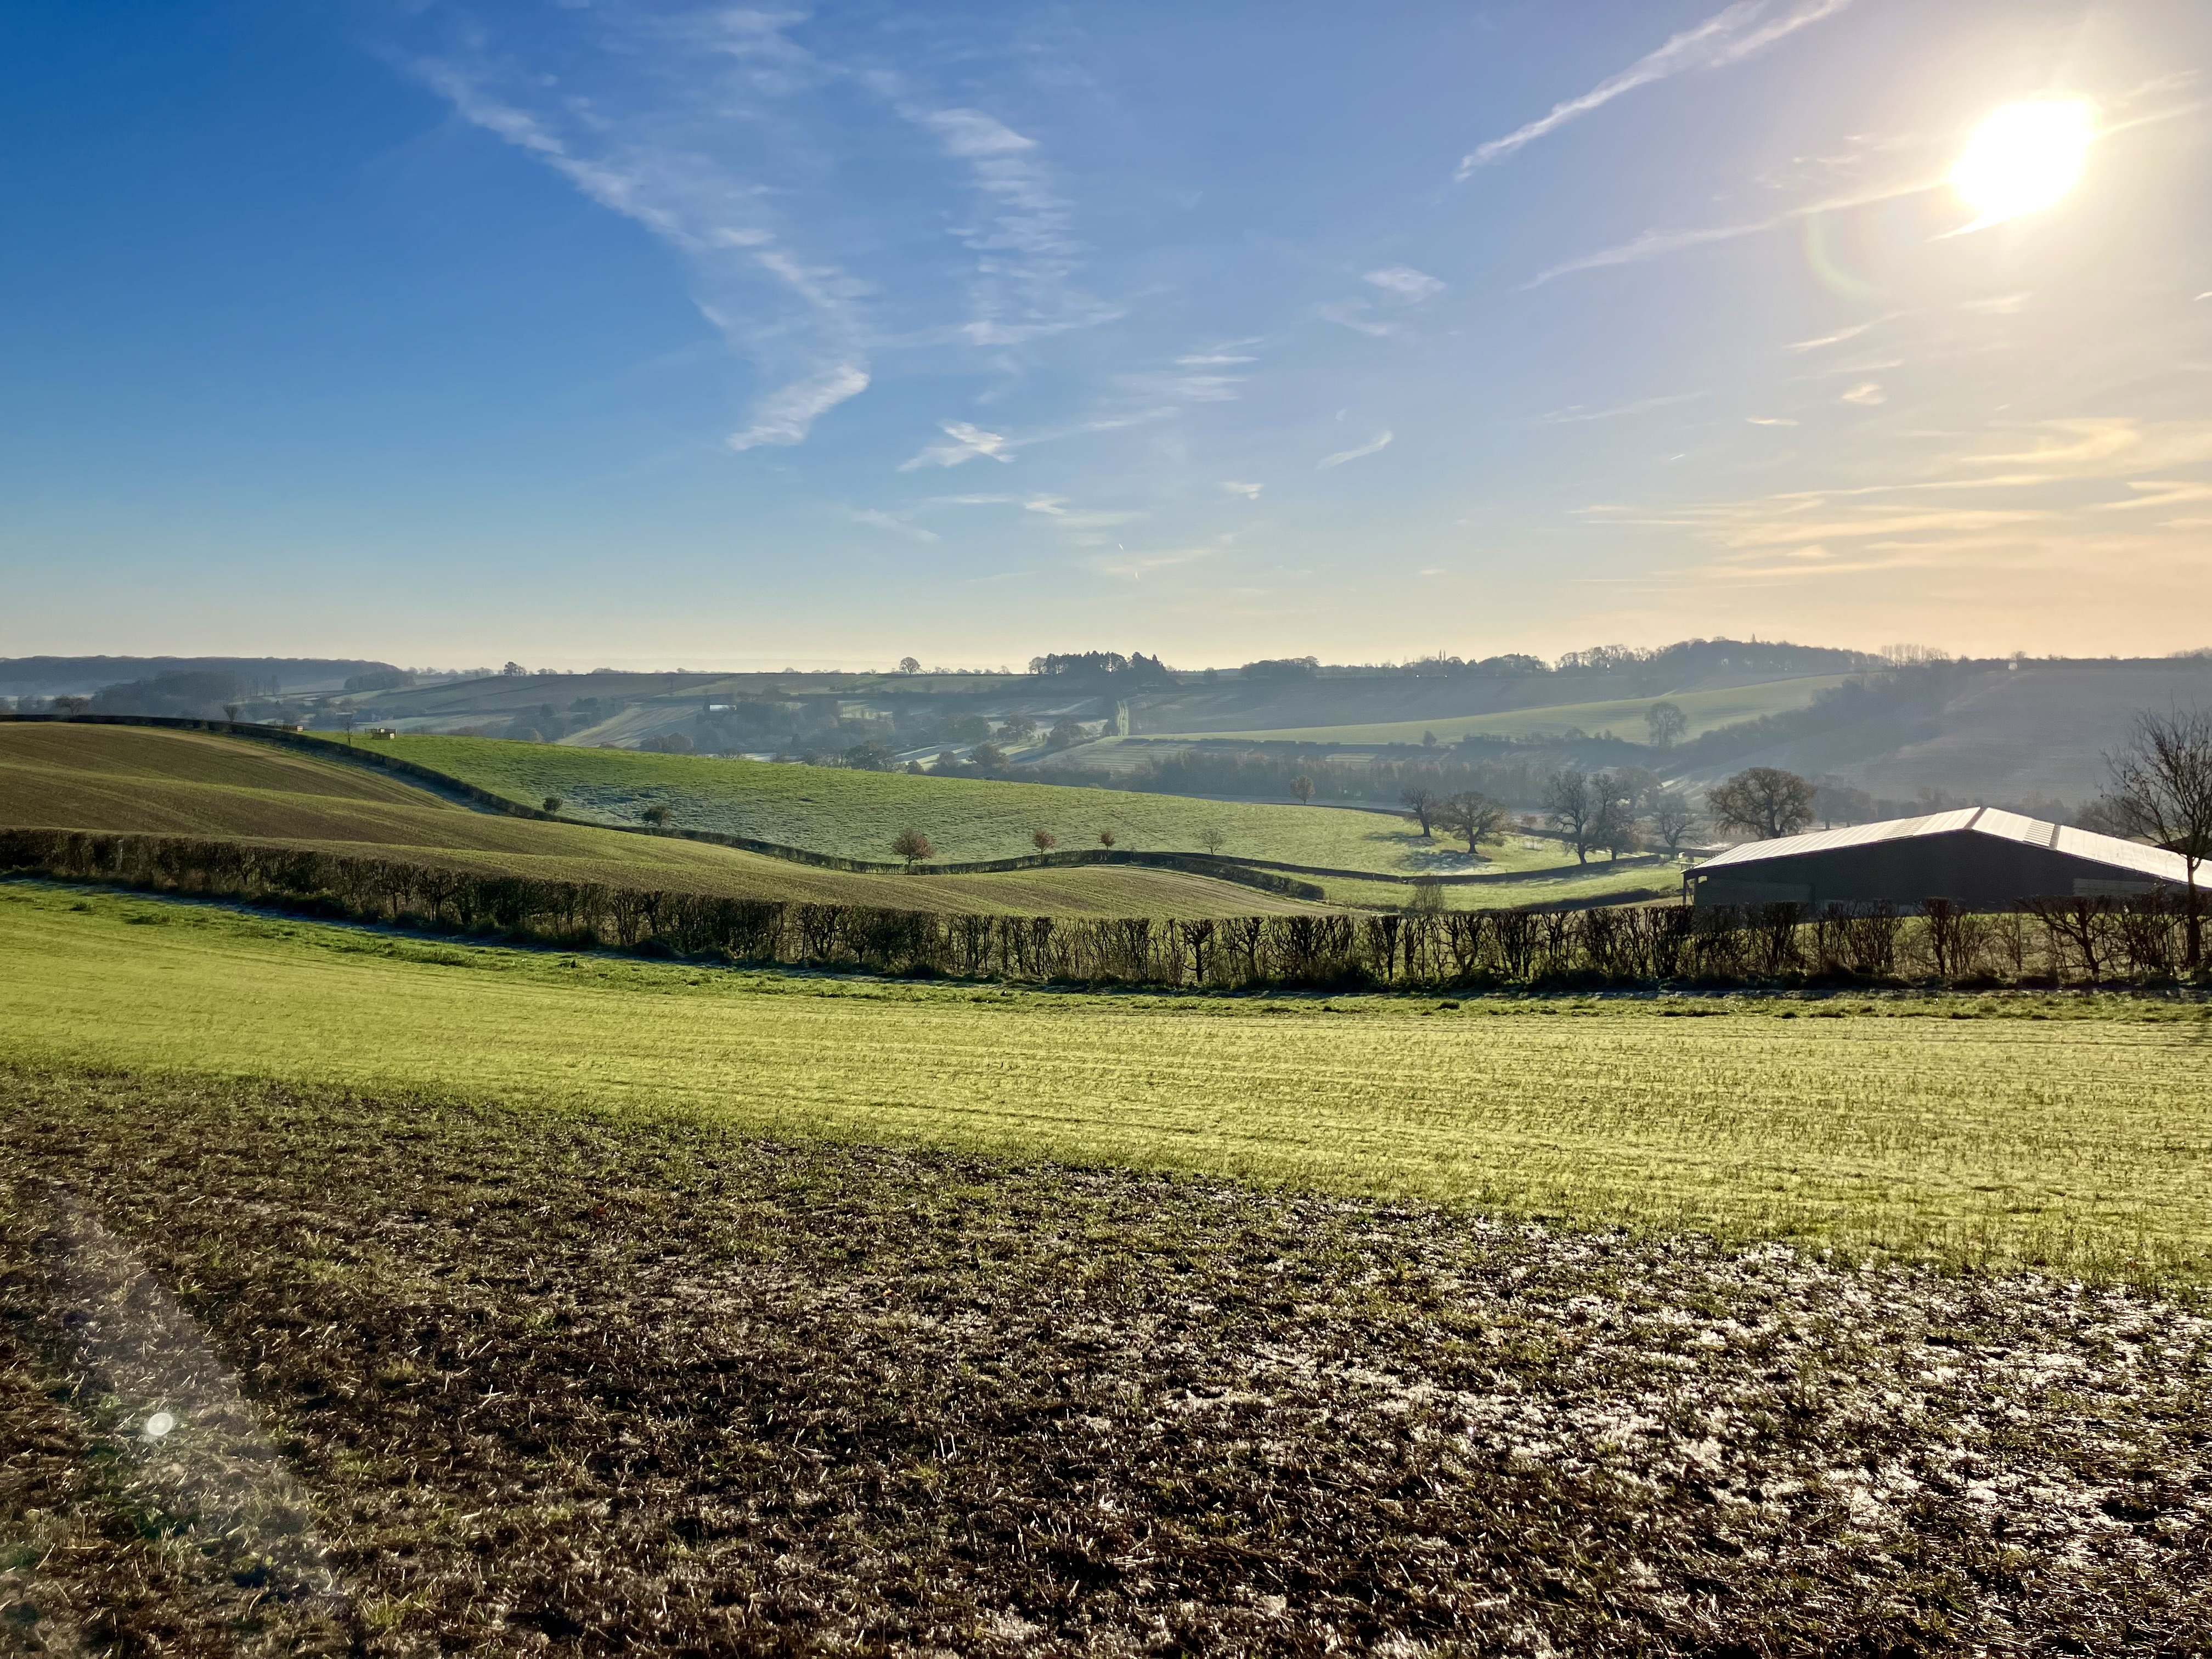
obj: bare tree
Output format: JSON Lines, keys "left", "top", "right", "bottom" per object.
{"left": 1436, "top": 791, "right": 1510, "bottom": 856}
{"left": 1543, "top": 770, "right": 1597, "bottom": 864}
{"left": 1708, "top": 768, "right": 1817, "bottom": 840}
{"left": 1399, "top": 786, "right": 1441, "bottom": 838}
{"left": 223, "top": 702, "right": 242, "bottom": 724}
{"left": 1197, "top": 823, "right": 1228, "bottom": 856}
{"left": 1289, "top": 775, "right": 1314, "bottom": 805}
{"left": 52, "top": 696, "right": 89, "bottom": 717}
{"left": 1649, "top": 789, "right": 1701, "bottom": 854}
{"left": 2104, "top": 704, "right": 2212, "bottom": 970}
{"left": 892, "top": 828, "right": 935, "bottom": 868}
{"left": 1031, "top": 828, "right": 1058, "bottom": 852}
{"left": 1645, "top": 701, "right": 1688, "bottom": 749}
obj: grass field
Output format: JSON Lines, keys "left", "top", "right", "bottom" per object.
{"left": 6, "top": 881, "right": 2207, "bottom": 1281}
{"left": 0, "top": 725, "right": 1324, "bottom": 918}
{"left": 388, "top": 732, "right": 1579, "bottom": 876}
{"left": 1157, "top": 674, "right": 1852, "bottom": 746}
{"left": 8, "top": 883, "right": 2211, "bottom": 1651}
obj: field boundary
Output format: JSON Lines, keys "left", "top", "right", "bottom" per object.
{"left": 1, "top": 715, "right": 1329, "bottom": 901}
{"left": 4, "top": 825, "right": 2200, "bottom": 992}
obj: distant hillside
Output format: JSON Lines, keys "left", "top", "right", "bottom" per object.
{"left": 1664, "top": 658, "right": 2212, "bottom": 808}
{"left": 0, "top": 656, "right": 399, "bottom": 698}
{"left": 1132, "top": 640, "right": 1865, "bottom": 739}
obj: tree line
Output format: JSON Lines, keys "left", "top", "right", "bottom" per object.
{"left": 5, "top": 827, "right": 2197, "bottom": 989}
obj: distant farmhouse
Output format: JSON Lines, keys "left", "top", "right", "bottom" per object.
{"left": 1688, "top": 809, "right": 2190, "bottom": 910}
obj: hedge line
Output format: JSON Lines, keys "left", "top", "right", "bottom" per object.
{"left": 4, "top": 828, "right": 2199, "bottom": 990}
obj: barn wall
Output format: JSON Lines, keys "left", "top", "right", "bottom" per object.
{"left": 1691, "top": 831, "right": 2165, "bottom": 910}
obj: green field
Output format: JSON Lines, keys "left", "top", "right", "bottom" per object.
{"left": 1158, "top": 674, "right": 1850, "bottom": 745}
{"left": 7, "top": 882, "right": 2207, "bottom": 1281}
{"left": 0, "top": 724, "right": 1323, "bottom": 918}
{"left": 387, "top": 732, "right": 1578, "bottom": 876}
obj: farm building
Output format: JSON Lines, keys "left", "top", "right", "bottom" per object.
{"left": 1687, "top": 808, "right": 2191, "bottom": 910}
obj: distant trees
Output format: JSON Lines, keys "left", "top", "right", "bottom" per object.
{"left": 1289, "top": 775, "right": 1315, "bottom": 805}
{"left": 501, "top": 662, "right": 527, "bottom": 677}
{"left": 898, "top": 656, "right": 921, "bottom": 675}
{"left": 1241, "top": 657, "right": 1319, "bottom": 682}
{"left": 1593, "top": 778, "right": 1640, "bottom": 859}
{"left": 53, "top": 696, "right": 89, "bottom": 716}
{"left": 1708, "top": 768, "right": 1818, "bottom": 840}
{"left": 1198, "top": 823, "right": 1228, "bottom": 856}
{"left": 1645, "top": 701, "right": 1688, "bottom": 749}
{"left": 969, "top": 742, "right": 1008, "bottom": 775}
{"left": 841, "top": 741, "right": 898, "bottom": 771}
{"left": 891, "top": 828, "right": 935, "bottom": 868}
{"left": 1399, "top": 786, "right": 1440, "bottom": 838}
{"left": 1648, "top": 790, "right": 1701, "bottom": 854}
{"left": 542, "top": 796, "right": 563, "bottom": 814}
{"left": 1098, "top": 829, "right": 1118, "bottom": 848}
{"left": 2103, "top": 704, "right": 2212, "bottom": 969}
{"left": 1046, "top": 719, "right": 1088, "bottom": 751}
{"left": 1813, "top": 780, "right": 1876, "bottom": 828}
{"left": 1031, "top": 829, "right": 1058, "bottom": 852}
{"left": 996, "top": 716, "right": 1038, "bottom": 744}
{"left": 640, "top": 805, "right": 671, "bottom": 828}
{"left": 1435, "top": 791, "right": 1509, "bottom": 856}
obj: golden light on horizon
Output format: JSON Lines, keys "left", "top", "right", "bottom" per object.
{"left": 1950, "top": 100, "right": 2095, "bottom": 230}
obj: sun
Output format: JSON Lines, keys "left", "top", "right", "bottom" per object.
{"left": 1950, "top": 100, "right": 2096, "bottom": 230}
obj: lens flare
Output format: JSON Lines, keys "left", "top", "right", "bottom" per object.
{"left": 1951, "top": 100, "right": 2095, "bottom": 231}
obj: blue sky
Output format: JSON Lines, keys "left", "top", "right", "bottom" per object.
{"left": 3, "top": 0, "right": 2208, "bottom": 668}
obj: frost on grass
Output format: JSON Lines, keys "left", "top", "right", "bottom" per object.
{"left": 3, "top": 1069, "right": 2210, "bottom": 1655}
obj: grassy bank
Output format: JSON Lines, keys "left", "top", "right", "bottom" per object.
{"left": 4, "top": 883, "right": 2207, "bottom": 1280}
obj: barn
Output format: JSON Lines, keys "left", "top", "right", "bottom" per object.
{"left": 1686, "top": 807, "right": 2191, "bottom": 910}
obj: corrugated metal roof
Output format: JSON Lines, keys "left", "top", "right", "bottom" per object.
{"left": 1695, "top": 806, "right": 2192, "bottom": 883}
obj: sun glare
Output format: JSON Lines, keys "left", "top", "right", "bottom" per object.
{"left": 1950, "top": 99, "right": 2095, "bottom": 230}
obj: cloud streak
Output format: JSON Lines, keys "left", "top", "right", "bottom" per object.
{"left": 1457, "top": 0, "right": 1854, "bottom": 177}
{"left": 1318, "top": 430, "right": 1394, "bottom": 469}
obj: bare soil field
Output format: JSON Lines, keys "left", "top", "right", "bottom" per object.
{"left": 4, "top": 1070, "right": 2209, "bottom": 1655}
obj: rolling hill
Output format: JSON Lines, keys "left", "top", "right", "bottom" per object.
{"left": 382, "top": 732, "right": 1605, "bottom": 878}
{"left": 0, "top": 724, "right": 1328, "bottom": 918}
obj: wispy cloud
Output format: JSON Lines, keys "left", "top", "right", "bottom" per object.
{"left": 1839, "top": 382, "right": 1886, "bottom": 405}
{"left": 1220, "top": 481, "right": 1264, "bottom": 500}
{"left": 847, "top": 509, "right": 940, "bottom": 543}
{"left": 1318, "top": 430, "right": 1394, "bottom": 469}
{"left": 1787, "top": 315, "right": 1898, "bottom": 352}
{"left": 1526, "top": 390, "right": 1712, "bottom": 425}
{"left": 412, "top": 28, "right": 875, "bottom": 454}
{"left": 1456, "top": 0, "right": 1854, "bottom": 177}
{"left": 898, "top": 421, "right": 1014, "bottom": 471}
{"left": 1746, "top": 415, "right": 1800, "bottom": 426}
{"left": 1364, "top": 266, "right": 1446, "bottom": 302}
{"left": 1527, "top": 219, "right": 1780, "bottom": 286}
{"left": 902, "top": 103, "right": 1121, "bottom": 346}
{"left": 2097, "top": 481, "right": 2212, "bottom": 512}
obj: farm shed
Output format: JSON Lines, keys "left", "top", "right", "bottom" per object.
{"left": 1687, "top": 808, "right": 2190, "bottom": 910}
